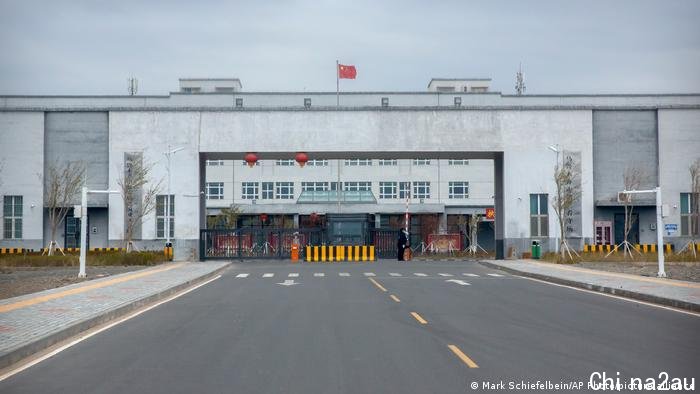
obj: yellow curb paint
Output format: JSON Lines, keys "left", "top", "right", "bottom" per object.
{"left": 368, "top": 278, "right": 387, "bottom": 292}
{"left": 0, "top": 263, "right": 184, "bottom": 313}
{"left": 411, "top": 312, "right": 428, "bottom": 324}
{"left": 448, "top": 345, "right": 479, "bottom": 368}
{"left": 390, "top": 294, "right": 401, "bottom": 303}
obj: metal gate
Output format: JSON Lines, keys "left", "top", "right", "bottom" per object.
{"left": 200, "top": 227, "right": 326, "bottom": 260}
{"left": 370, "top": 229, "right": 399, "bottom": 259}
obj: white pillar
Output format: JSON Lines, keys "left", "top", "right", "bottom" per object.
{"left": 79, "top": 186, "right": 88, "bottom": 278}
{"left": 656, "top": 187, "right": 666, "bottom": 278}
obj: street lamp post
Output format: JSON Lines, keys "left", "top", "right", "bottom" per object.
{"left": 79, "top": 187, "right": 119, "bottom": 278}
{"left": 164, "top": 146, "right": 184, "bottom": 252}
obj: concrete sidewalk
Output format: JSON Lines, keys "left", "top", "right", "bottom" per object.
{"left": 481, "top": 259, "right": 700, "bottom": 312}
{"left": 0, "top": 261, "right": 229, "bottom": 369}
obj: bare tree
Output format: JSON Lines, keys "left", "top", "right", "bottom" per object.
{"left": 44, "top": 161, "right": 85, "bottom": 255}
{"left": 616, "top": 166, "right": 646, "bottom": 259}
{"left": 681, "top": 158, "right": 700, "bottom": 256}
{"left": 467, "top": 214, "right": 487, "bottom": 255}
{"left": 552, "top": 160, "right": 582, "bottom": 260}
{"left": 207, "top": 203, "right": 242, "bottom": 230}
{"left": 117, "top": 155, "right": 162, "bottom": 252}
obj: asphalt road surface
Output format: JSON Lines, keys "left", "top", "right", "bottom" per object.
{"left": 2, "top": 260, "right": 699, "bottom": 393}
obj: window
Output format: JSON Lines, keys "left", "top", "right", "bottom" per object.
{"left": 454, "top": 97, "right": 462, "bottom": 107}
{"left": 399, "top": 182, "right": 411, "bottom": 199}
{"left": 345, "top": 159, "right": 372, "bottom": 166}
{"left": 449, "top": 181, "right": 469, "bottom": 199}
{"left": 304, "top": 98, "right": 311, "bottom": 108}
{"left": 530, "top": 194, "right": 549, "bottom": 237}
{"left": 276, "top": 160, "right": 295, "bottom": 166}
{"left": 276, "top": 182, "right": 294, "bottom": 199}
{"left": 413, "top": 159, "right": 431, "bottom": 165}
{"left": 381, "top": 97, "right": 389, "bottom": 107}
{"left": 241, "top": 182, "right": 259, "bottom": 200}
{"left": 235, "top": 98, "right": 243, "bottom": 107}
{"left": 471, "top": 86, "right": 488, "bottom": 93}
{"left": 330, "top": 182, "right": 342, "bottom": 191}
{"left": 216, "top": 87, "right": 235, "bottom": 93}
{"left": 377, "top": 159, "right": 397, "bottom": 166}
{"left": 379, "top": 182, "right": 397, "bottom": 199}
{"left": 3, "top": 195, "right": 22, "bottom": 239}
{"left": 181, "top": 87, "right": 201, "bottom": 93}
{"left": 448, "top": 159, "right": 469, "bottom": 165}
{"left": 413, "top": 182, "right": 430, "bottom": 199}
{"left": 207, "top": 160, "right": 225, "bottom": 166}
{"left": 344, "top": 182, "right": 371, "bottom": 191}
{"left": 206, "top": 182, "right": 224, "bottom": 200}
{"left": 302, "top": 182, "right": 329, "bottom": 192}
{"left": 681, "top": 193, "right": 698, "bottom": 236}
{"left": 436, "top": 86, "right": 455, "bottom": 92}
{"left": 262, "top": 182, "right": 274, "bottom": 199}
{"left": 156, "top": 195, "right": 174, "bottom": 239}
{"left": 241, "top": 160, "right": 259, "bottom": 166}
{"left": 307, "top": 159, "right": 328, "bottom": 166}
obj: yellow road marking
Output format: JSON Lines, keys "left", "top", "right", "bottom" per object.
{"left": 411, "top": 312, "right": 428, "bottom": 324}
{"left": 368, "top": 278, "right": 387, "bottom": 292}
{"left": 0, "top": 263, "right": 184, "bottom": 313}
{"left": 448, "top": 345, "right": 479, "bottom": 368}
{"left": 390, "top": 294, "right": 401, "bottom": 303}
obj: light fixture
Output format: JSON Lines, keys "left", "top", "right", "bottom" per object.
{"left": 548, "top": 145, "right": 559, "bottom": 153}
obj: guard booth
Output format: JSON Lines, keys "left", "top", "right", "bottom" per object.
{"left": 326, "top": 214, "right": 373, "bottom": 245}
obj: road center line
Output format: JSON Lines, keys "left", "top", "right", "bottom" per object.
{"left": 390, "top": 294, "right": 401, "bottom": 303}
{"left": 368, "top": 278, "right": 387, "bottom": 292}
{"left": 410, "top": 312, "right": 428, "bottom": 324}
{"left": 448, "top": 345, "right": 479, "bottom": 368}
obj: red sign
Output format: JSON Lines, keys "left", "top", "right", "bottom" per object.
{"left": 485, "top": 208, "right": 495, "bottom": 220}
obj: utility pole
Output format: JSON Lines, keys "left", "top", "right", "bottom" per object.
{"left": 515, "top": 63, "right": 526, "bottom": 95}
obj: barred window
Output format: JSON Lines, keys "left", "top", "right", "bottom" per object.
{"left": 241, "top": 160, "right": 260, "bottom": 166}
{"left": 206, "top": 160, "right": 225, "bottom": 166}
{"left": 306, "top": 159, "right": 328, "bottom": 166}
{"left": 399, "top": 182, "right": 411, "bottom": 199}
{"left": 448, "top": 159, "right": 469, "bottom": 165}
{"left": 413, "top": 181, "right": 430, "bottom": 199}
{"left": 262, "top": 182, "right": 274, "bottom": 199}
{"left": 379, "top": 182, "right": 397, "bottom": 199}
{"left": 301, "top": 182, "right": 329, "bottom": 192}
{"left": 275, "top": 160, "right": 295, "bottom": 166}
{"left": 530, "top": 194, "right": 549, "bottom": 237}
{"left": 448, "top": 182, "right": 469, "bottom": 199}
{"left": 276, "top": 182, "right": 294, "bottom": 199}
{"left": 344, "top": 182, "right": 371, "bottom": 191}
{"left": 413, "top": 159, "right": 431, "bottom": 166}
{"left": 344, "top": 159, "right": 372, "bottom": 166}
{"left": 156, "top": 195, "right": 174, "bottom": 239}
{"left": 241, "top": 182, "right": 259, "bottom": 200}
{"left": 206, "top": 182, "right": 224, "bottom": 200}
{"left": 377, "top": 159, "right": 397, "bottom": 166}
{"left": 3, "top": 196, "right": 22, "bottom": 239}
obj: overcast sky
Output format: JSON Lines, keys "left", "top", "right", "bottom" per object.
{"left": 1, "top": 0, "right": 699, "bottom": 95}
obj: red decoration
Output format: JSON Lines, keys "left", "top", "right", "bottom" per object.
{"left": 295, "top": 152, "right": 309, "bottom": 167}
{"left": 310, "top": 212, "right": 319, "bottom": 224}
{"left": 244, "top": 152, "right": 258, "bottom": 168}
{"left": 338, "top": 64, "right": 357, "bottom": 79}
{"left": 260, "top": 213, "right": 268, "bottom": 223}
{"left": 485, "top": 208, "right": 495, "bottom": 220}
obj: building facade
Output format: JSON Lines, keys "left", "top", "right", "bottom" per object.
{"left": 1, "top": 78, "right": 699, "bottom": 260}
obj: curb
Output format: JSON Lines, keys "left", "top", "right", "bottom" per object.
{"left": 0, "top": 262, "right": 231, "bottom": 370}
{"left": 478, "top": 260, "right": 700, "bottom": 313}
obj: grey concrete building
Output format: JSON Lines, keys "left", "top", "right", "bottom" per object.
{"left": 1, "top": 78, "right": 699, "bottom": 260}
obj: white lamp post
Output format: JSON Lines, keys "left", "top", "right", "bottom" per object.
{"left": 618, "top": 188, "right": 666, "bottom": 278}
{"left": 163, "top": 146, "right": 184, "bottom": 250}
{"left": 78, "top": 187, "right": 119, "bottom": 278}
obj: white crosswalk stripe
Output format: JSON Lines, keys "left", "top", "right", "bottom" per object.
{"left": 339, "top": 273, "right": 350, "bottom": 277}
{"left": 235, "top": 273, "right": 249, "bottom": 278}
{"left": 262, "top": 273, "right": 274, "bottom": 278}
{"left": 389, "top": 273, "right": 402, "bottom": 277}
{"left": 438, "top": 273, "right": 453, "bottom": 277}
{"left": 487, "top": 273, "right": 504, "bottom": 277}
{"left": 414, "top": 273, "right": 427, "bottom": 277}
{"left": 364, "top": 272, "right": 376, "bottom": 277}
{"left": 462, "top": 273, "right": 479, "bottom": 277}
{"left": 314, "top": 273, "right": 325, "bottom": 277}
{"left": 288, "top": 273, "right": 299, "bottom": 277}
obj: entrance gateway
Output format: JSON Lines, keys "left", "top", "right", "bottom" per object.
{"left": 198, "top": 151, "right": 506, "bottom": 260}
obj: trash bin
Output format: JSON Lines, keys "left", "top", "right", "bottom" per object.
{"left": 531, "top": 240, "right": 541, "bottom": 259}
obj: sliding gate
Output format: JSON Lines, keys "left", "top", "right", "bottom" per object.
{"left": 200, "top": 228, "right": 326, "bottom": 260}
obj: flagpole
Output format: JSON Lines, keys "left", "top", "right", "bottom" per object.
{"left": 336, "top": 59, "right": 339, "bottom": 107}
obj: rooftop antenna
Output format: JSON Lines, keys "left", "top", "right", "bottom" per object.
{"left": 127, "top": 76, "right": 138, "bottom": 96}
{"left": 515, "top": 63, "right": 526, "bottom": 95}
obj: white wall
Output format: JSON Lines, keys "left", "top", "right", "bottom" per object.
{"left": 0, "top": 112, "right": 45, "bottom": 247}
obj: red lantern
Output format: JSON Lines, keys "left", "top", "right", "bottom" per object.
{"left": 244, "top": 152, "right": 258, "bottom": 168}
{"left": 295, "top": 152, "right": 309, "bottom": 167}
{"left": 260, "top": 213, "right": 268, "bottom": 223}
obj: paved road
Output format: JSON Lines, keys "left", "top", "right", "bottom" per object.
{"left": 2, "top": 260, "right": 699, "bottom": 393}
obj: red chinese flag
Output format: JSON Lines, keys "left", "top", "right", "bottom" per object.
{"left": 338, "top": 64, "right": 357, "bottom": 79}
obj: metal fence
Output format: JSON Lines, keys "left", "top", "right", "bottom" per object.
{"left": 369, "top": 229, "right": 399, "bottom": 259}
{"left": 200, "top": 227, "right": 326, "bottom": 260}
